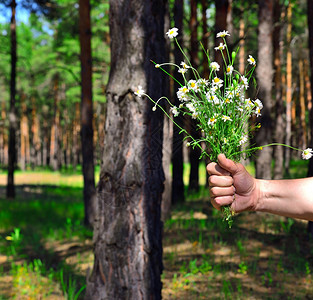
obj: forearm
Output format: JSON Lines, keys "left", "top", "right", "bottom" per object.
{"left": 255, "top": 178, "right": 313, "bottom": 221}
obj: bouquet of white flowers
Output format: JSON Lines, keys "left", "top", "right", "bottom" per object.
{"left": 135, "top": 28, "right": 312, "bottom": 227}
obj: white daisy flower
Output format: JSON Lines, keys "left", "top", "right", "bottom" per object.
{"left": 170, "top": 106, "right": 179, "bottom": 117}
{"left": 247, "top": 55, "right": 256, "bottom": 65}
{"left": 192, "top": 112, "right": 199, "bottom": 119}
{"left": 254, "top": 99, "right": 263, "bottom": 109}
{"left": 166, "top": 27, "right": 178, "bottom": 38}
{"left": 208, "top": 116, "right": 217, "bottom": 126}
{"left": 178, "top": 68, "right": 188, "bottom": 74}
{"left": 226, "top": 65, "right": 233, "bottom": 75}
{"left": 302, "top": 148, "right": 313, "bottom": 160}
{"left": 212, "top": 77, "right": 223, "bottom": 88}
{"left": 210, "top": 62, "right": 220, "bottom": 72}
{"left": 186, "top": 102, "right": 196, "bottom": 113}
{"left": 241, "top": 76, "right": 249, "bottom": 89}
{"left": 188, "top": 79, "right": 199, "bottom": 91}
{"left": 177, "top": 86, "right": 189, "bottom": 101}
{"left": 134, "top": 86, "right": 145, "bottom": 97}
{"left": 255, "top": 107, "right": 262, "bottom": 117}
{"left": 216, "top": 30, "right": 230, "bottom": 38}
{"left": 239, "top": 135, "right": 248, "bottom": 146}
{"left": 222, "top": 115, "right": 232, "bottom": 122}
{"left": 214, "top": 43, "right": 225, "bottom": 51}
{"left": 180, "top": 61, "right": 190, "bottom": 69}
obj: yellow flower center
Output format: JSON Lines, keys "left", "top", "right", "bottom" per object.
{"left": 190, "top": 82, "right": 195, "bottom": 88}
{"left": 182, "top": 87, "right": 188, "bottom": 93}
{"left": 214, "top": 78, "right": 220, "bottom": 83}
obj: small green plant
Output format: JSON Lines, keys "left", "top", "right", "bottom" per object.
{"left": 237, "top": 261, "right": 248, "bottom": 274}
{"left": 60, "top": 268, "right": 86, "bottom": 300}
{"left": 280, "top": 217, "right": 294, "bottom": 234}
{"left": 5, "top": 227, "right": 22, "bottom": 256}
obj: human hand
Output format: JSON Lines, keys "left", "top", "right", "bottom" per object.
{"left": 206, "top": 154, "right": 259, "bottom": 213}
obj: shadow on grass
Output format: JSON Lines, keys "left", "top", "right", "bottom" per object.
{"left": 0, "top": 184, "right": 93, "bottom": 299}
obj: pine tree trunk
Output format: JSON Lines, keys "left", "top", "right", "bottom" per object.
{"left": 73, "top": 102, "right": 80, "bottom": 171}
{"left": 285, "top": 2, "right": 293, "bottom": 174}
{"left": 0, "top": 102, "right": 7, "bottom": 166}
{"left": 171, "top": 0, "right": 185, "bottom": 204}
{"left": 31, "top": 94, "right": 41, "bottom": 168}
{"left": 255, "top": 0, "right": 274, "bottom": 180}
{"left": 214, "top": 0, "right": 229, "bottom": 75}
{"left": 161, "top": 2, "right": 172, "bottom": 221}
{"left": 79, "top": 0, "right": 97, "bottom": 228}
{"left": 7, "top": 0, "right": 17, "bottom": 199}
{"left": 305, "top": 59, "right": 312, "bottom": 142}
{"left": 50, "top": 74, "right": 61, "bottom": 171}
{"left": 299, "top": 59, "right": 307, "bottom": 150}
{"left": 20, "top": 92, "right": 30, "bottom": 171}
{"left": 85, "top": 0, "right": 165, "bottom": 298}
{"left": 188, "top": 0, "right": 200, "bottom": 192}
{"left": 273, "top": 0, "right": 285, "bottom": 179}
{"left": 307, "top": 0, "right": 313, "bottom": 237}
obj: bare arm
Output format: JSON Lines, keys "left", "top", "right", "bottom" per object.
{"left": 207, "top": 154, "right": 313, "bottom": 221}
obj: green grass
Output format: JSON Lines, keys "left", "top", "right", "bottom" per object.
{"left": 0, "top": 159, "right": 311, "bottom": 299}
{"left": 0, "top": 171, "right": 93, "bottom": 299}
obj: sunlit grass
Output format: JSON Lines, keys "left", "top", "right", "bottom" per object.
{"left": 0, "top": 159, "right": 311, "bottom": 299}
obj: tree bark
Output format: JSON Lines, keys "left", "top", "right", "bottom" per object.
{"left": 50, "top": 73, "right": 62, "bottom": 171}
{"left": 188, "top": 0, "right": 200, "bottom": 192}
{"left": 20, "top": 92, "right": 30, "bottom": 171}
{"left": 307, "top": 0, "right": 313, "bottom": 237}
{"left": 161, "top": 1, "right": 172, "bottom": 221}
{"left": 85, "top": 0, "right": 165, "bottom": 298}
{"left": 273, "top": 0, "right": 285, "bottom": 179}
{"left": 255, "top": 0, "right": 274, "bottom": 180}
{"left": 214, "top": 0, "right": 229, "bottom": 76}
{"left": 285, "top": 2, "right": 293, "bottom": 174}
{"left": 79, "top": 0, "right": 97, "bottom": 228}
{"left": 171, "top": 0, "right": 185, "bottom": 204}
{"left": 7, "top": 0, "right": 17, "bottom": 199}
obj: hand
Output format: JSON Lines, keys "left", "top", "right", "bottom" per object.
{"left": 206, "top": 154, "right": 259, "bottom": 213}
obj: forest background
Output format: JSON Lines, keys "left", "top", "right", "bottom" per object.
{"left": 1, "top": 0, "right": 313, "bottom": 299}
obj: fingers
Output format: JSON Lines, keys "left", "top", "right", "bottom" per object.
{"left": 206, "top": 161, "right": 231, "bottom": 176}
{"left": 211, "top": 195, "right": 234, "bottom": 210}
{"left": 208, "top": 174, "right": 233, "bottom": 187}
{"left": 217, "top": 154, "right": 239, "bottom": 175}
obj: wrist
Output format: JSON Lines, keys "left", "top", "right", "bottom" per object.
{"left": 253, "top": 179, "right": 268, "bottom": 212}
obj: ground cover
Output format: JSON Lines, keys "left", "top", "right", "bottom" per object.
{"left": 0, "top": 160, "right": 311, "bottom": 299}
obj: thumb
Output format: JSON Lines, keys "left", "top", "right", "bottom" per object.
{"left": 217, "top": 154, "right": 239, "bottom": 176}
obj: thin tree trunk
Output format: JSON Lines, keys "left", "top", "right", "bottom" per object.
{"left": 50, "top": 74, "right": 61, "bottom": 171}
{"left": 73, "top": 101, "right": 80, "bottom": 171}
{"left": 307, "top": 0, "right": 313, "bottom": 237}
{"left": 20, "top": 92, "right": 30, "bottom": 171}
{"left": 273, "top": 0, "right": 285, "bottom": 179}
{"left": 299, "top": 59, "right": 307, "bottom": 150}
{"left": 214, "top": 0, "right": 229, "bottom": 76}
{"left": 161, "top": 1, "right": 172, "bottom": 221}
{"left": 305, "top": 59, "right": 312, "bottom": 141}
{"left": 31, "top": 93, "right": 41, "bottom": 168}
{"left": 7, "top": 0, "right": 17, "bottom": 199}
{"left": 0, "top": 102, "right": 7, "bottom": 165}
{"left": 255, "top": 0, "right": 274, "bottom": 180}
{"left": 79, "top": 0, "right": 97, "bottom": 228}
{"left": 285, "top": 2, "right": 293, "bottom": 174}
{"left": 188, "top": 0, "right": 200, "bottom": 192}
{"left": 85, "top": 0, "right": 165, "bottom": 298}
{"left": 172, "top": 0, "right": 185, "bottom": 204}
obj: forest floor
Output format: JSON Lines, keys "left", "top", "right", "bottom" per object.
{"left": 0, "top": 160, "right": 312, "bottom": 299}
